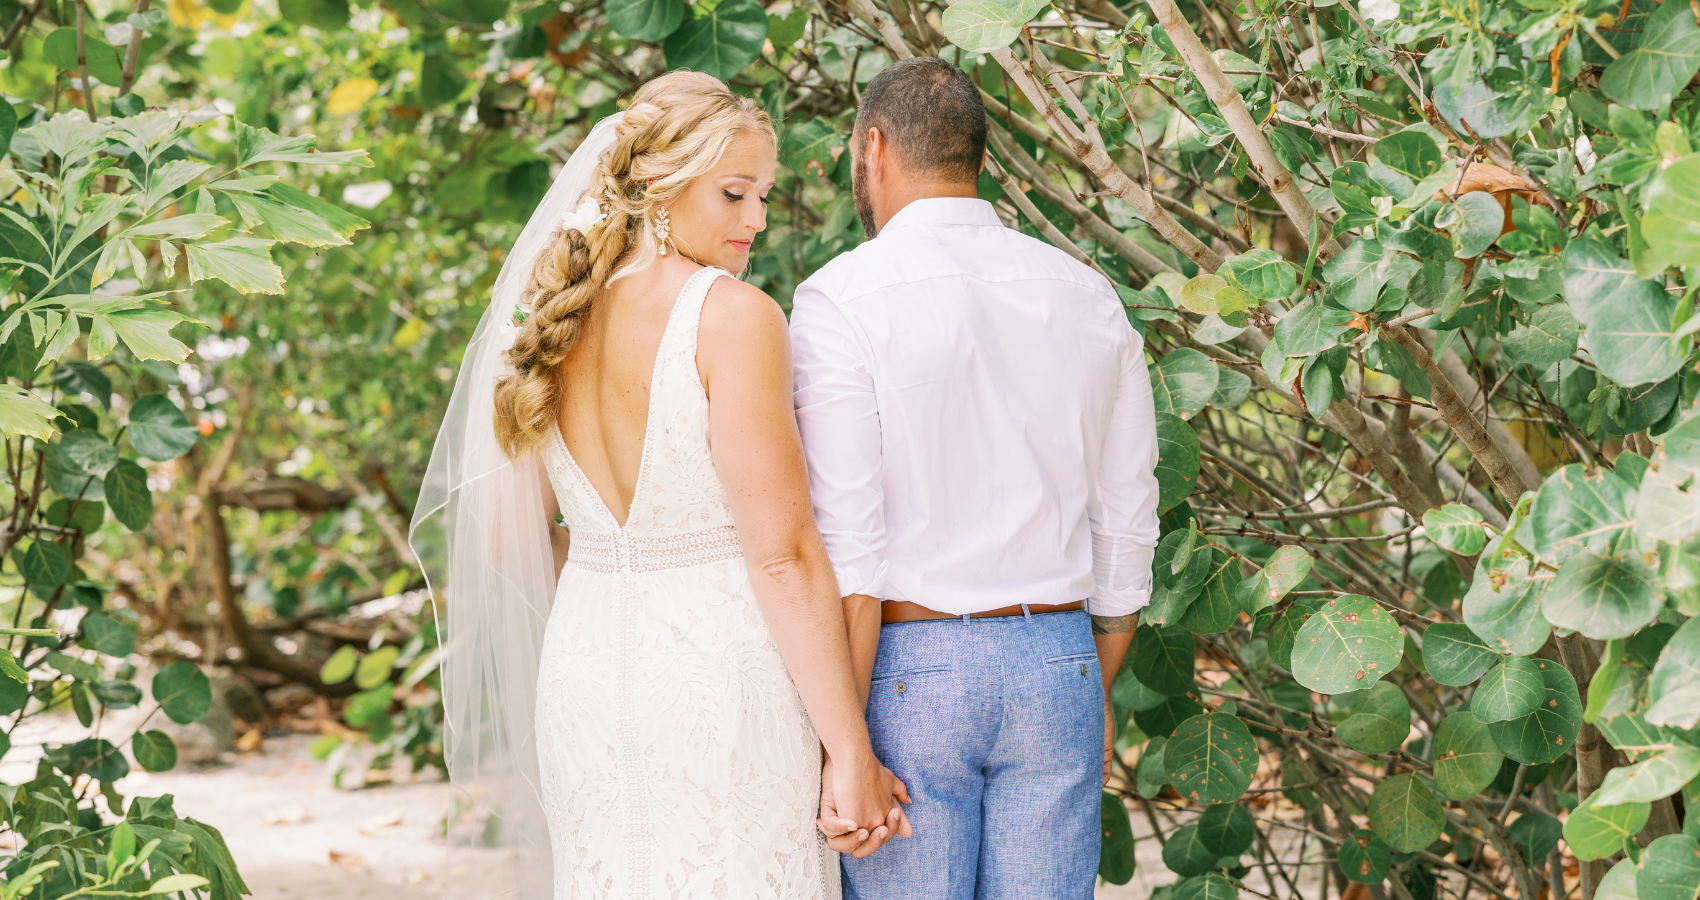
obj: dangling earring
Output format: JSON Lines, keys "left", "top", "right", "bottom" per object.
{"left": 653, "top": 207, "right": 672, "bottom": 256}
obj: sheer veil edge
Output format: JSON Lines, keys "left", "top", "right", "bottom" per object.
{"left": 408, "top": 114, "right": 627, "bottom": 899}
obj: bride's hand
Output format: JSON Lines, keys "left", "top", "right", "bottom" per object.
{"left": 816, "top": 753, "right": 912, "bottom": 858}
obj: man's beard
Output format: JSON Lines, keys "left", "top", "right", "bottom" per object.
{"left": 852, "top": 152, "right": 878, "bottom": 239}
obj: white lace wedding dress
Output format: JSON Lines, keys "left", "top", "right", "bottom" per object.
{"left": 534, "top": 266, "right": 840, "bottom": 899}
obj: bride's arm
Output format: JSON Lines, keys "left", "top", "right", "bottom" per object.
{"left": 699, "top": 278, "right": 907, "bottom": 847}
{"left": 538, "top": 454, "right": 570, "bottom": 575}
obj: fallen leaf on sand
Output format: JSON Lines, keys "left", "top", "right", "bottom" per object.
{"left": 262, "top": 806, "right": 309, "bottom": 826}
{"left": 358, "top": 810, "right": 404, "bottom": 835}
{"left": 329, "top": 850, "right": 366, "bottom": 868}
{"left": 235, "top": 730, "right": 263, "bottom": 752}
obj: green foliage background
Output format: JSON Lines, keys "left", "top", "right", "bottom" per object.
{"left": 0, "top": 0, "right": 1696, "bottom": 892}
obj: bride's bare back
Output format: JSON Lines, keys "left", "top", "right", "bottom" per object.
{"left": 553, "top": 254, "right": 701, "bottom": 527}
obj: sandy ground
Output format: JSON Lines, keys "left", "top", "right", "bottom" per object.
{"left": 0, "top": 709, "right": 1322, "bottom": 898}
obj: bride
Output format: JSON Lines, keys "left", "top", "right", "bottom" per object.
{"left": 411, "top": 72, "right": 909, "bottom": 898}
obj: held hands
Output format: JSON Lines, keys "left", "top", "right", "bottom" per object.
{"left": 816, "top": 752, "right": 912, "bottom": 858}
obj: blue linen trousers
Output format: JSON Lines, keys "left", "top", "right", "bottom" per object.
{"left": 841, "top": 609, "right": 1104, "bottom": 900}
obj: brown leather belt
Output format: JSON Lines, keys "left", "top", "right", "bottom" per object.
{"left": 880, "top": 599, "right": 1086, "bottom": 624}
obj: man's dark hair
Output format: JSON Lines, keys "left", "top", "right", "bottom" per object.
{"left": 855, "top": 57, "right": 986, "bottom": 183}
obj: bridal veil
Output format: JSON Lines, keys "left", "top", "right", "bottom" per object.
{"left": 409, "top": 113, "right": 625, "bottom": 898}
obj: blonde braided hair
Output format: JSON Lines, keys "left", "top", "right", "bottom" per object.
{"left": 492, "top": 71, "right": 774, "bottom": 460}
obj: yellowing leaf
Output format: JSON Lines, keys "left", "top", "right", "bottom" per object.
{"left": 327, "top": 78, "right": 379, "bottom": 115}
{"left": 167, "top": 0, "right": 203, "bottom": 28}
{"left": 392, "top": 318, "right": 426, "bottom": 348}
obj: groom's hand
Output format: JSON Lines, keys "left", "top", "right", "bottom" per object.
{"left": 817, "top": 754, "right": 912, "bottom": 858}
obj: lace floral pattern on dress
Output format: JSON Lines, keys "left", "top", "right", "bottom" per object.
{"left": 534, "top": 267, "right": 839, "bottom": 900}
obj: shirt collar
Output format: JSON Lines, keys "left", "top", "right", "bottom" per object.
{"left": 878, "top": 197, "right": 1000, "bottom": 234}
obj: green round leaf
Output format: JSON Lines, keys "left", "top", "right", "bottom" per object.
{"left": 1487, "top": 661, "right": 1582, "bottom": 765}
{"left": 1600, "top": 0, "right": 1700, "bottom": 111}
{"left": 151, "top": 661, "right": 211, "bottom": 725}
{"left": 1151, "top": 348, "right": 1221, "bottom": 421}
{"left": 1501, "top": 304, "right": 1581, "bottom": 366}
{"left": 1196, "top": 803, "right": 1254, "bottom": 857}
{"left": 1542, "top": 550, "right": 1662, "bottom": 641}
{"left": 1161, "top": 823, "right": 1219, "bottom": 876}
{"left": 1176, "top": 550, "right": 1244, "bottom": 635}
{"left": 320, "top": 644, "right": 357, "bottom": 685}
{"left": 1509, "top": 813, "right": 1563, "bottom": 866}
{"left": 1289, "top": 594, "right": 1403, "bottom": 695}
{"left": 1269, "top": 599, "right": 1321, "bottom": 672}
{"left": 1368, "top": 772, "right": 1445, "bottom": 853}
{"left": 1600, "top": 858, "right": 1638, "bottom": 900}
{"left": 89, "top": 679, "right": 141, "bottom": 709}
{"left": 1135, "top": 735, "right": 1168, "bottom": 799}
{"left": 1128, "top": 624, "right": 1195, "bottom": 696}
{"left": 342, "top": 683, "right": 392, "bottom": 727}
{"left": 1220, "top": 249, "right": 1296, "bottom": 301}
{"left": 0, "top": 676, "right": 29, "bottom": 716}
{"left": 59, "top": 430, "right": 118, "bottom": 476}
{"left": 1322, "top": 237, "right": 1389, "bottom": 312}
{"left": 1246, "top": 546, "right": 1313, "bottom": 612}
{"left": 1639, "top": 834, "right": 1700, "bottom": 900}
{"left": 1444, "top": 191, "right": 1505, "bottom": 258}
{"left": 939, "top": 0, "right": 1041, "bottom": 52}
{"left": 1339, "top": 828, "right": 1393, "bottom": 884}
{"left": 13, "top": 539, "right": 68, "bottom": 589}
{"left": 42, "top": 28, "right": 124, "bottom": 85}
{"left": 1172, "top": 873, "right": 1239, "bottom": 900}
{"left": 79, "top": 612, "right": 135, "bottom": 658}
{"left": 662, "top": 0, "right": 768, "bottom": 81}
{"left": 1463, "top": 539, "right": 1552, "bottom": 656}
{"left": 1423, "top": 503, "right": 1487, "bottom": 555}
{"left": 62, "top": 737, "right": 127, "bottom": 782}
{"left": 1164, "top": 713, "right": 1258, "bottom": 805}
{"left": 1433, "top": 711, "right": 1504, "bottom": 800}
{"left": 607, "top": 0, "right": 686, "bottom": 41}
{"left": 1422, "top": 623, "right": 1501, "bottom": 686}
{"left": 1565, "top": 800, "right": 1650, "bottom": 860}
{"left": 1650, "top": 615, "right": 1700, "bottom": 728}
{"left": 1112, "top": 666, "right": 1168, "bottom": 713}
{"left": 126, "top": 394, "right": 199, "bottom": 461}
{"left": 1336, "top": 680, "right": 1412, "bottom": 755}
{"left": 1099, "top": 791, "right": 1137, "bottom": 884}
{"left": 355, "top": 645, "right": 399, "bottom": 690}
{"left": 1154, "top": 413, "right": 1201, "bottom": 513}
{"left": 103, "top": 459, "right": 154, "bottom": 532}
{"left": 1135, "top": 694, "right": 1203, "bottom": 739}
{"left": 1592, "top": 745, "right": 1700, "bottom": 806}
{"left": 1531, "top": 465, "right": 1636, "bottom": 562}
{"left": 132, "top": 730, "right": 177, "bottom": 772}
{"left": 1473, "top": 655, "right": 1547, "bottom": 723}
{"left": 1563, "top": 234, "right": 1687, "bottom": 388}
{"left": 1149, "top": 530, "right": 1212, "bottom": 626}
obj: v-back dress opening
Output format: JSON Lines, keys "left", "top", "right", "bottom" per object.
{"left": 534, "top": 266, "right": 840, "bottom": 899}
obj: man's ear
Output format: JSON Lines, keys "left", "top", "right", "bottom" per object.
{"left": 865, "top": 126, "right": 884, "bottom": 179}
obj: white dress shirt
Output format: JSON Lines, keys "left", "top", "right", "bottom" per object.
{"left": 789, "top": 197, "right": 1161, "bottom": 617}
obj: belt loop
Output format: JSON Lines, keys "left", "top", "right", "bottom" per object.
{"left": 1021, "top": 603, "right": 1032, "bottom": 620}
{"left": 961, "top": 613, "right": 972, "bottom": 627}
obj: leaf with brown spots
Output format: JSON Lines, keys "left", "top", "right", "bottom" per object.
{"left": 1289, "top": 594, "right": 1404, "bottom": 695}
{"left": 1163, "top": 712, "right": 1258, "bottom": 805}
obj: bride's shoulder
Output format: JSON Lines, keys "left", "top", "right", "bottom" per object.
{"left": 698, "top": 276, "right": 787, "bottom": 360}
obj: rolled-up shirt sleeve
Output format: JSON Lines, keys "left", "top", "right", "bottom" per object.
{"left": 790, "top": 282, "right": 888, "bottom": 598}
{"left": 1089, "top": 324, "right": 1162, "bottom": 617}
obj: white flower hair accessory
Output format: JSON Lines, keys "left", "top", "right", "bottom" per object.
{"left": 561, "top": 197, "right": 608, "bottom": 234}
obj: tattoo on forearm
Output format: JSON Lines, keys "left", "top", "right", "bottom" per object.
{"left": 1091, "top": 613, "right": 1139, "bottom": 634}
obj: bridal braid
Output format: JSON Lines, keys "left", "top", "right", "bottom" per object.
{"left": 493, "top": 71, "right": 773, "bottom": 459}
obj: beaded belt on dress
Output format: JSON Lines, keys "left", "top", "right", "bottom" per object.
{"left": 566, "top": 525, "right": 744, "bottom": 574}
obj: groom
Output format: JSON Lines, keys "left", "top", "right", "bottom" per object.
{"left": 791, "top": 57, "right": 1161, "bottom": 897}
